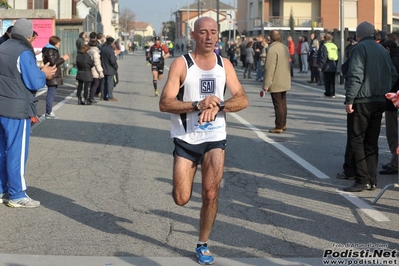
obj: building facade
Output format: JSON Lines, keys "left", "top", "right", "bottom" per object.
{"left": 174, "top": 0, "right": 236, "bottom": 41}
{"left": 243, "top": 0, "right": 393, "bottom": 36}
{"left": 8, "top": 0, "right": 120, "bottom": 38}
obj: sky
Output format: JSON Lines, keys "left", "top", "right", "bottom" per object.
{"left": 395, "top": 0, "right": 399, "bottom": 12}
{"left": 119, "top": 0, "right": 183, "bottom": 33}
{"left": 120, "top": 0, "right": 399, "bottom": 33}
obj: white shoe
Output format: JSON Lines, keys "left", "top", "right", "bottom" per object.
{"left": 45, "top": 112, "right": 58, "bottom": 119}
{"left": 7, "top": 196, "right": 40, "bottom": 208}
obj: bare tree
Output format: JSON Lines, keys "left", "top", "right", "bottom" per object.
{"left": 162, "top": 21, "right": 176, "bottom": 41}
{"left": 119, "top": 7, "right": 136, "bottom": 33}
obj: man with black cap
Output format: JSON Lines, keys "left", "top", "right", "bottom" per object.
{"left": 0, "top": 18, "right": 56, "bottom": 208}
{"left": 101, "top": 36, "right": 118, "bottom": 101}
{"left": 147, "top": 36, "right": 170, "bottom": 96}
{"left": 343, "top": 21, "right": 398, "bottom": 192}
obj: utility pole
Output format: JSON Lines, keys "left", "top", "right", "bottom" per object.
{"left": 216, "top": 0, "right": 220, "bottom": 36}
{"left": 382, "top": 0, "right": 388, "bottom": 32}
{"left": 261, "top": 0, "right": 264, "bottom": 36}
{"left": 186, "top": 2, "right": 189, "bottom": 41}
{"left": 339, "top": 0, "right": 345, "bottom": 84}
{"left": 233, "top": 0, "right": 236, "bottom": 42}
{"left": 197, "top": 0, "right": 200, "bottom": 18}
{"left": 227, "top": 13, "right": 232, "bottom": 44}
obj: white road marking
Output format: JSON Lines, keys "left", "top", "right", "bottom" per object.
{"left": 229, "top": 112, "right": 390, "bottom": 222}
{"left": 338, "top": 190, "right": 390, "bottom": 222}
{"left": 229, "top": 112, "right": 330, "bottom": 179}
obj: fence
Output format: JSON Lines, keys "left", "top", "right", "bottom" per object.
{"left": 56, "top": 28, "right": 79, "bottom": 76}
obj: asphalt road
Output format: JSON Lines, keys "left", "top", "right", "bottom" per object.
{"left": 1, "top": 50, "right": 398, "bottom": 266}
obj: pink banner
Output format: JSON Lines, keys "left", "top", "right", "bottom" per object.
{"left": 32, "top": 19, "right": 53, "bottom": 50}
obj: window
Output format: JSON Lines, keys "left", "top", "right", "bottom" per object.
{"left": 27, "top": 0, "right": 48, "bottom": 9}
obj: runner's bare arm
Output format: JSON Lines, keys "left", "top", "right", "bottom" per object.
{"left": 159, "top": 57, "right": 192, "bottom": 114}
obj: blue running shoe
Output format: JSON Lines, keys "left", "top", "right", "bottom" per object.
{"left": 195, "top": 245, "right": 214, "bottom": 265}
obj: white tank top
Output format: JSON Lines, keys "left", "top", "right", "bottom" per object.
{"left": 170, "top": 53, "right": 227, "bottom": 144}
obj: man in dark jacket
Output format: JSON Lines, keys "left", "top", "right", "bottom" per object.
{"left": 380, "top": 39, "right": 399, "bottom": 175}
{"left": 319, "top": 34, "right": 338, "bottom": 98}
{"left": 76, "top": 32, "right": 86, "bottom": 52}
{"left": 0, "top": 18, "right": 56, "bottom": 208}
{"left": 254, "top": 35, "right": 264, "bottom": 81}
{"left": 316, "top": 33, "right": 325, "bottom": 85}
{"left": 0, "top": 26, "right": 13, "bottom": 45}
{"left": 100, "top": 37, "right": 118, "bottom": 101}
{"left": 343, "top": 21, "right": 398, "bottom": 192}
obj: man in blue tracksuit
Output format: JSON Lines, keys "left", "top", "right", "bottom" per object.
{"left": 0, "top": 18, "right": 56, "bottom": 208}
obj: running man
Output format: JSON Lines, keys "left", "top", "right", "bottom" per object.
{"left": 159, "top": 17, "right": 248, "bottom": 265}
{"left": 147, "top": 36, "right": 170, "bottom": 96}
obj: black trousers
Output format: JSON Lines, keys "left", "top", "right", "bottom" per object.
{"left": 77, "top": 80, "right": 91, "bottom": 100}
{"left": 89, "top": 78, "right": 100, "bottom": 100}
{"left": 323, "top": 72, "right": 336, "bottom": 96}
{"left": 297, "top": 54, "right": 302, "bottom": 72}
{"left": 350, "top": 102, "right": 385, "bottom": 185}
{"left": 343, "top": 113, "right": 355, "bottom": 176}
{"left": 271, "top": 91, "right": 287, "bottom": 129}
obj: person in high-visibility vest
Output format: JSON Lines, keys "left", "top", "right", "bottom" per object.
{"left": 318, "top": 34, "right": 338, "bottom": 98}
{"left": 168, "top": 41, "right": 174, "bottom": 57}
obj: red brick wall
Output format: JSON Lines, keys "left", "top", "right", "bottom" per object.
{"left": 357, "top": 0, "right": 376, "bottom": 26}
{"left": 320, "top": 0, "right": 340, "bottom": 31}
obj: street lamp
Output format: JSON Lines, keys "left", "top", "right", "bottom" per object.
{"left": 227, "top": 13, "right": 232, "bottom": 44}
{"left": 261, "top": 0, "right": 264, "bottom": 36}
{"left": 197, "top": 0, "right": 200, "bottom": 18}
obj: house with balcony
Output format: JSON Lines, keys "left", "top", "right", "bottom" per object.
{"left": 240, "top": 0, "right": 393, "bottom": 37}
{"left": 5, "top": 0, "right": 120, "bottom": 70}
{"left": 174, "top": 0, "right": 236, "bottom": 43}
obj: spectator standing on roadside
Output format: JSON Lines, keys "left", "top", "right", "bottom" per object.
{"left": 227, "top": 41, "right": 238, "bottom": 66}
{"left": 214, "top": 39, "right": 222, "bottom": 55}
{"left": 0, "top": 26, "right": 13, "bottom": 45}
{"left": 243, "top": 41, "right": 254, "bottom": 79}
{"left": 287, "top": 35, "right": 295, "bottom": 77}
{"left": 254, "top": 35, "right": 265, "bottom": 81}
{"left": 259, "top": 36, "right": 270, "bottom": 82}
{"left": 343, "top": 21, "right": 398, "bottom": 192}
{"left": 101, "top": 37, "right": 118, "bottom": 101}
{"left": 345, "top": 36, "right": 355, "bottom": 59}
{"left": 168, "top": 41, "right": 174, "bottom": 57}
{"left": 88, "top": 40, "right": 104, "bottom": 104}
{"left": 319, "top": 34, "right": 338, "bottom": 98}
{"left": 76, "top": 44, "right": 94, "bottom": 105}
{"left": 239, "top": 37, "right": 247, "bottom": 68}
{"left": 307, "top": 39, "right": 319, "bottom": 83}
{"left": 296, "top": 36, "right": 303, "bottom": 72}
{"left": 316, "top": 33, "right": 326, "bottom": 86}
{"left": 119, "top": 42, "right": 125, "bottom": 60}
{"left": 379, "top": 39, "right": 399, "bottom": 175}
{"left": 42, "top": 35, "right": 70, "bottom": 118}
{"left": 262, "top": 30, "right": 291, "bottom": 134}
{"left": 96, "top": 32, "right": 104, "bottom": 51}
{"left": 0, "top": 18, "right": 56, "bottom": 208}
{"left": 76, "top": 32, "right": 86, "bottom": 52}
{"left": 300, "top": 36, "right": 309, "bottom": 73}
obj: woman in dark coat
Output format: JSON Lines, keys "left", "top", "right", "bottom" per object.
{"left": 76, "top": 44, "right": 94, "bottom": 105}
{"left": 42, "top": 35, "right": 70, "bottom": 118}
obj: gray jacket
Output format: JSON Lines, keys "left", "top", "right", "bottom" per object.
{"left": 345, "top": 36, "right": 398, "bottom": 104}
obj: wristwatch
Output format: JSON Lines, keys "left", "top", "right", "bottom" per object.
{"left": 218, "top": 101, "right": 225, "bottom": 112}
{"left": 192, "top": 101, "right": 200, "bottom": 111}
